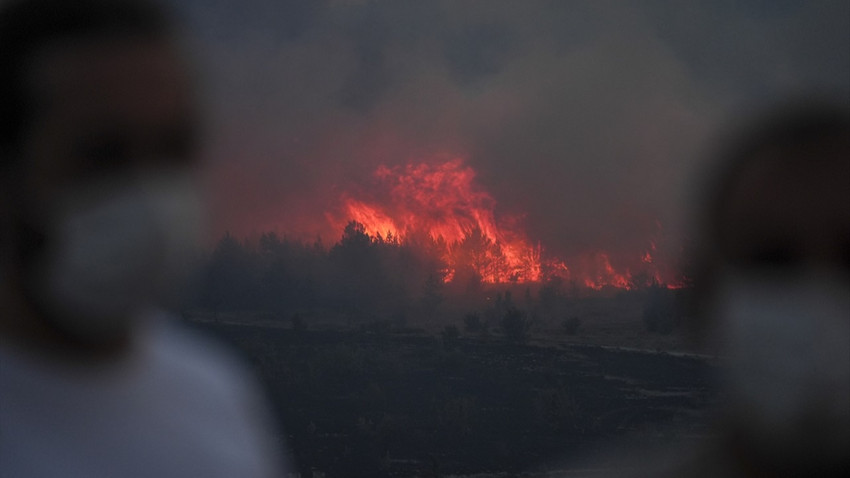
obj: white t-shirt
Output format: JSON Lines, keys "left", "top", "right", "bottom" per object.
{"left": 0, "top": 315, "right": 289, "bottom": 477}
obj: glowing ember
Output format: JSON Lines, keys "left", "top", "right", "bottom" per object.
{"left": 328, "top": 157, "right": 678, "bottom": 288}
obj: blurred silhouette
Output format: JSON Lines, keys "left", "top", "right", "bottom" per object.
{"left": 607, "top": 101, "right": 850, "bottom": 478}
{"left": 0, "top": 1, "right": 289, "bottom": 476}
{"left": 689, "top": 101, "right": 849, "bottom": 478}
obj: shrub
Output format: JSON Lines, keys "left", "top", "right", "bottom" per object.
{"left": 500, "top": 306, "right": 531, "bottom": 343}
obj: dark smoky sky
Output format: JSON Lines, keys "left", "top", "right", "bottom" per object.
{"left": 172, "top": 0, "right": 849, "bottom": 262}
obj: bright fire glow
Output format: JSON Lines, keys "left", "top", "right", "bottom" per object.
{"left": 328, "top": 157, "right": 678, "bottom": 289}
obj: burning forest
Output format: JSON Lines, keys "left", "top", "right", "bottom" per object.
{"left": 326, "top": 157, "right": 681, "bottom": 290}
{"left": 195, "top": 155, "right": 687, "bottom": 324}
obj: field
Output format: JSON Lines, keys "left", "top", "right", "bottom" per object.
{"left": 188, "top": 294, "right": 718, "bottom": 477}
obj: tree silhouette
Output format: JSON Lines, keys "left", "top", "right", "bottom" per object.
{"left": 202, "top": 232, "right": 258, "bottom": 314}
{"left": 421, "top": 273, "right": 444, "bottom": 319}
{"left": 500, "top": 306, "right": 531, "bottom": 343}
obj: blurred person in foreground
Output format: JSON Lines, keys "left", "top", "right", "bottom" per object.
{"left": 688, "top": 101, "right": 849, "bottom": 478}
{"left": 0, "top": 0, "right": 289, "bottom": 476}
{"left": 611, "top": 102, "right": 850, "bottom": 478}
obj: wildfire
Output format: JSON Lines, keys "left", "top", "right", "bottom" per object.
{"left": 328, "top": 157, "right": 678, "bottom": 289}
{"left": 579, "top": 252, "right": 631, "bottom": 290}
{"left": 329, "top": 159, "right": 542, "bottom": 282}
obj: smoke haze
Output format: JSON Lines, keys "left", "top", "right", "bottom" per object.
{"left": 173, "top": 0, "right": 850, "bottom": 268}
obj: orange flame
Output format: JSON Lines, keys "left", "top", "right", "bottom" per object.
{"left": 328, "top": 157, "right": 680, "bottom": 288}
{"left": 330, "top": 158, "right": 542, "bottom": 283}
{"left": 579, "top": 252, "right": 631, "bottom": 290}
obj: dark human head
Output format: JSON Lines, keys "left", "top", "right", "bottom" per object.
{"left": 691, "top": 101, "right": 850, "bottom": 328}
{"left": 0, "top": 0, "right": 202, "bottom": 349}
{"left": 690, "top": 100, "right": 850, "bottom": 475}
{"left": 0, "top": 0, "right": 185, "bottom": 161}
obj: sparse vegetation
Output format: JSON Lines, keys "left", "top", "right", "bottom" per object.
{"left": 500, "top": 306, "right": 531, "bottom": 343}
{"left": 182, "top": 225, "right": 708, "bottom": 476}
{"left": 463, "top": 312, "right": 487, "bottom": 335}
{"left": 194, "top": 320, "right": 715, "bottom": 477}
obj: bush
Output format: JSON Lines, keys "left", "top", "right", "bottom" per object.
{"left": 500, "top": 307, "right": 531, "bottom": 343}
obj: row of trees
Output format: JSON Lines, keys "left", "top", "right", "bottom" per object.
{"left": 194, "top": 222, "right": 450, "bottom": 321}
{"left": 189, "top": 221, "right": 685, "bottom": 335}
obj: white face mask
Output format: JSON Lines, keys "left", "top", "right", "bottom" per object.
{"left": 30, "top": 171, "right": 206, "bottom": 341}
{"left": 713, "top": 271, "right": 850, "bottom": 463}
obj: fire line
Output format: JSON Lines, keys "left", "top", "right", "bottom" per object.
{"left": 327, "top": 157, "right": 678, "bottom": 289}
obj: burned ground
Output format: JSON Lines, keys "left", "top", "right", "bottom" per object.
{"left": 191, "top": 318, "right": 717, "bottom": 477}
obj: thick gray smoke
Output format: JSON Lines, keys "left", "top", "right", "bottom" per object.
{"left": 174, "top": 0, "right": 850, "bottom": 266}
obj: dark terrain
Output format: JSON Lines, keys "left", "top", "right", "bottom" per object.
{"left": 192, "top": 320, "right": 717, "bottom": 477}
